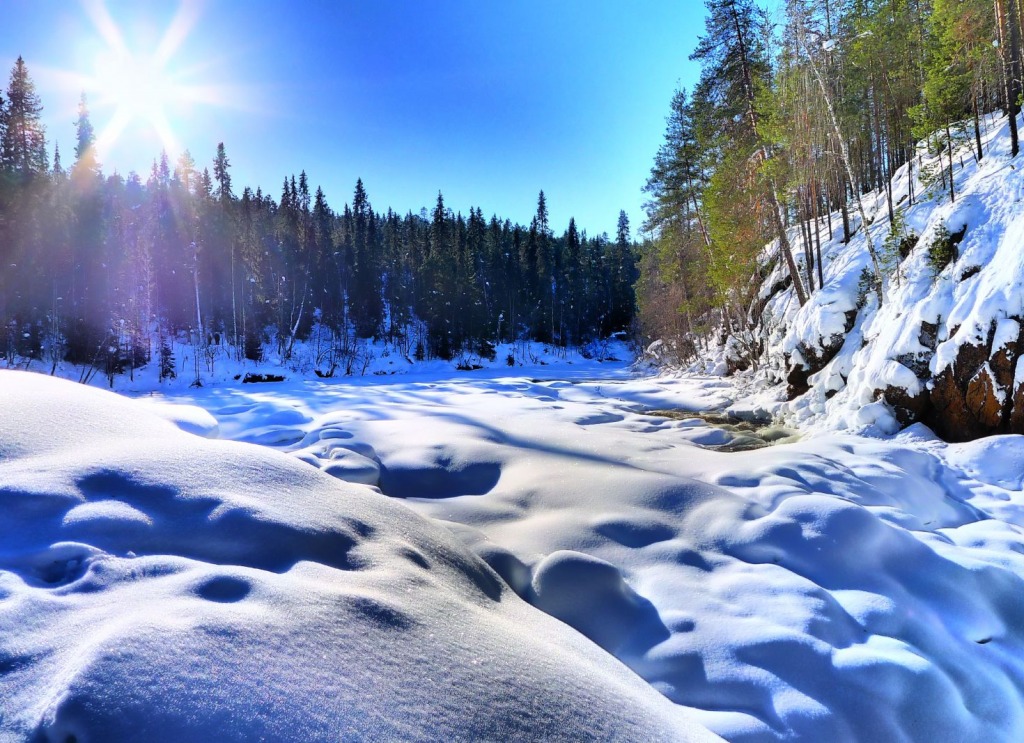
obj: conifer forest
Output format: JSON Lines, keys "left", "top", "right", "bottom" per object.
{"left": 0, "top": 55, "right": 637, "bottom": 381}
{"left": 3, "top": 0, "right": 1024, "bottom": 384}
{"left": 638, "top": 0, "right": 1023, "bottom": 364}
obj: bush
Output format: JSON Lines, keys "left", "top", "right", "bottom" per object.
{"left": 243, "top": 331, "right": 263, "bottom": 362}
{"left": 475, "top": 339, "right": 497, "bottom": 362}
{"left": 927, "top": 223, "right": 957, "bottom": 274}
{"left": 856, "top": 267, "right": 879, "bottom": 309}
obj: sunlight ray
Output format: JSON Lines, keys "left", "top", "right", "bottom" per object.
{"left": 94, "top": 107, "right": 133, "bottom": 155}
{"left": 79, "top": 0, "right": 128, "bottom": 57}
{"left": 154, "top": 0, "right": 202, "bottom": 69}
{"left": 151, "top": 110, "right": 182, "bottom": 156}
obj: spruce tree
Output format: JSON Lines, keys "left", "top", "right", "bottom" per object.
{"left": 2, "top": 56, "right": 47, "bottom": 177}
{"left": 213, "top": 142, "right": 233, "bottom": 202}
{"left": 72, "top": 93, "right": 100, "bottom": 181}
{"left": 0, "top": 89, "right": 7, "bottom": 172}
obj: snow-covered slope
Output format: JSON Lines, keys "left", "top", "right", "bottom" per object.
{"left": 0, "top": 370, "right": 719, "bottom": 742}
{"left": 745, "top": 113, "right": 1024, "bottom": 440}
{"left": 161, "top": 370, "right": 1024, "bottom": 742}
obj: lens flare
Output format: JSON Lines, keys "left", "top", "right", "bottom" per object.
{"left": 91, "top": 49, "right": 184, "bottom": 153}
{"left": 58, "top": 0, "right": 251, "bottom": 163}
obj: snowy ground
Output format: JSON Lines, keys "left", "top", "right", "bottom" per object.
{"left": 6, "top": 360, "right": 1024, "bottom": 741}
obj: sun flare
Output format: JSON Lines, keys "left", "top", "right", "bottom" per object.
{"left": 67, "top": 0, "right": 236, "bottom": 160}
{"left": 95, "top": 52, "right": 176, "bottom": 124}
{"left": 91, "top": 49, "right": 182, "bottom": 153}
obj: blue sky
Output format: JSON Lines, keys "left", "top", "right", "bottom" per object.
{"left": 2, "top": 1, "right": 709, "bottom": 237}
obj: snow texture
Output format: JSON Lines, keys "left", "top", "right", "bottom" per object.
{"left": 0, "top": 370, "right": 719, "bottom": 743}
{"left": 148, "top": 365, "right": 1024, "bottom": 742}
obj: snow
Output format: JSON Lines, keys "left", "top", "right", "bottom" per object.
{"left": 744, "top": 112, "right": 1024, "bottom": 435}
{"left": 0, "top": 370, "right": 718, "bottom": 742}
{"left": 10, "top": 291, "right": 1024, "bottom": 742}
{"left": 119, "top": 364, "right": 1024, "bottom": 742}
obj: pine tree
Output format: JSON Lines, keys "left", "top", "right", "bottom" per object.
{"left": 213, "top": 142, "right": 233, "bottom": 202}
{"left": 349, "top": 178, "right": 382, "bottom": 337}
{"left": 176, "top": 150, "right": 196, "bottom": 194}
{"left": 995, "top": 0, "right": 1022, "bottom": 156}
{"left": 72, "top": 93, "right": 100, "bottom": 182}
{"left": 0, "top": 88, "right": 6, "bottom": 170}
{"left": 533, "top": 191, "right": 555, "bottom": 342}
{"left": 609, "top": 210, "right": 636, "bottom": 332}
{"left": 1, "top": 56, "right": 47, "bottom": 178}
{"left": 51, "top": 143, "right": 64, "bottom": 180}
{"left": 692, "top": 0, "right": 808, "bottom": 306}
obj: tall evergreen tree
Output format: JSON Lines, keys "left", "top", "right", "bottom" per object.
{"left": 995, "top": 0, "right": 1022, "bottom": 156}
{"left": 212, "top": 142, "right": 233, "bottom": 202}
{"left": 692, "top": 0, "right": 808, "bottom": 306}
{"left": 1, "top": 56, "right": 47, "bottom": 177}
{"left": 72, "top": 93, "right": 100, "bottom": 181}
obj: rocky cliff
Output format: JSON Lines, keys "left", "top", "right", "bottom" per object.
{"left": 731, "top": 113, "right": 1024, "bottom": 441}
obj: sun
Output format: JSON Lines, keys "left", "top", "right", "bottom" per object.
{"left": 76, "top": 0, "right": 214, "bottom": 158}
{"left": 91, "top": 48, "right": 182, "bottom": 153}
{"left": 40, "top": 2, "right": 254, "bottom": 169}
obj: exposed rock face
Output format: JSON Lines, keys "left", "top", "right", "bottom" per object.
{"left": 724, "top": 118, "right": 1024, "bottom": 442}
{"left": 876, "top": 378, "right": 928, "bottom": 427}
{"left": 1010, "top": 382, "right": 1024, "bottom": 432}
{"left": 965, "top": 364, "right": 1003, "bottom": 430}
{"left": 785, "top": 314, "right": 1024, "bottom": 441}
{"left": 785, "top": 310, "right": 858, "bottom": 399}
{"left": 912, "top": 322, "right": 1024, "bottom": 442}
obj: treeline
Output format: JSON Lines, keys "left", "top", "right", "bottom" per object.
{"left": 639, "top": 0, "right": 1022, "bottom": 362}
{"left": 0, "top": 56, "right": 638, "bottom": 381}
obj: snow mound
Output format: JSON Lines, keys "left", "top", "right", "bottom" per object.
{"left": 173, "top": 372, "right": 1024, "bottom": 742}
{"left": 133, "top": 397, "right": 221, "bottom": 437}
{"left": 0, "top": 371, "right": 719, "bottom": 742}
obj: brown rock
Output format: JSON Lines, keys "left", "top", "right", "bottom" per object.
{"left": 1009, "top": 375, "right": 1024, "bottom": 434}
{"left": 927, "top": 367, "right": 968, "bottom": 440}
{"left": 990, "top": 346, "right": 1017, "bottom": 389}
{"left": 965, "top": 364, "right": 1004, "bottom": 432}
{"left": 918, "top": 321, "right": 939, "bottom": 351}
{"left": 876, "top": 383, "right": 928, "bottom": 427}
{"left": 784, "top": 311, "right": 859, "bottom": 400}
{"left": 926, "top": 340, "right": 1009, "bottom": 440}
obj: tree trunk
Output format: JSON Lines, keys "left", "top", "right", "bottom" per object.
{"left": 797, "top": 23, "right": 883, "bottom": 302}
{"left": 729, "top": 0, "right": 808, "bottom": 306}
{"left": 812, "top": 182, "right": 825, "bottom": 290}
{"left": 996, "top": 0, "right": 1021, "bottom": 156}
{"left": 973, "top": 97, "right": 984, "bottom": 162}
{"left": 946, "top": 123, "right": 956, "bottom": 203}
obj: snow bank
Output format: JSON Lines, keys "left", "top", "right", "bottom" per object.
{"left": 744, "top": 113, "right": 1024, "bottom": 439}
{"left": 165, "top": 371, "right": 1024, "bottom": 742}
{"left": 9, "top": 338, "right": 638, "bottom": 395}
{"left": 0, "top": 370, "right": 718, "bottom": 742}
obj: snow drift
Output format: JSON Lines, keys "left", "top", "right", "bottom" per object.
{"left": 0, "top": 370, "right": 718, "bottom": 742}
{"left": 163, "top": 370, "right": 1024, "bottom": 742}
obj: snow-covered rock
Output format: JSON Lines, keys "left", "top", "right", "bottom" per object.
{"left": 741, "top": 113, "right": 1024, "bottom": 440}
